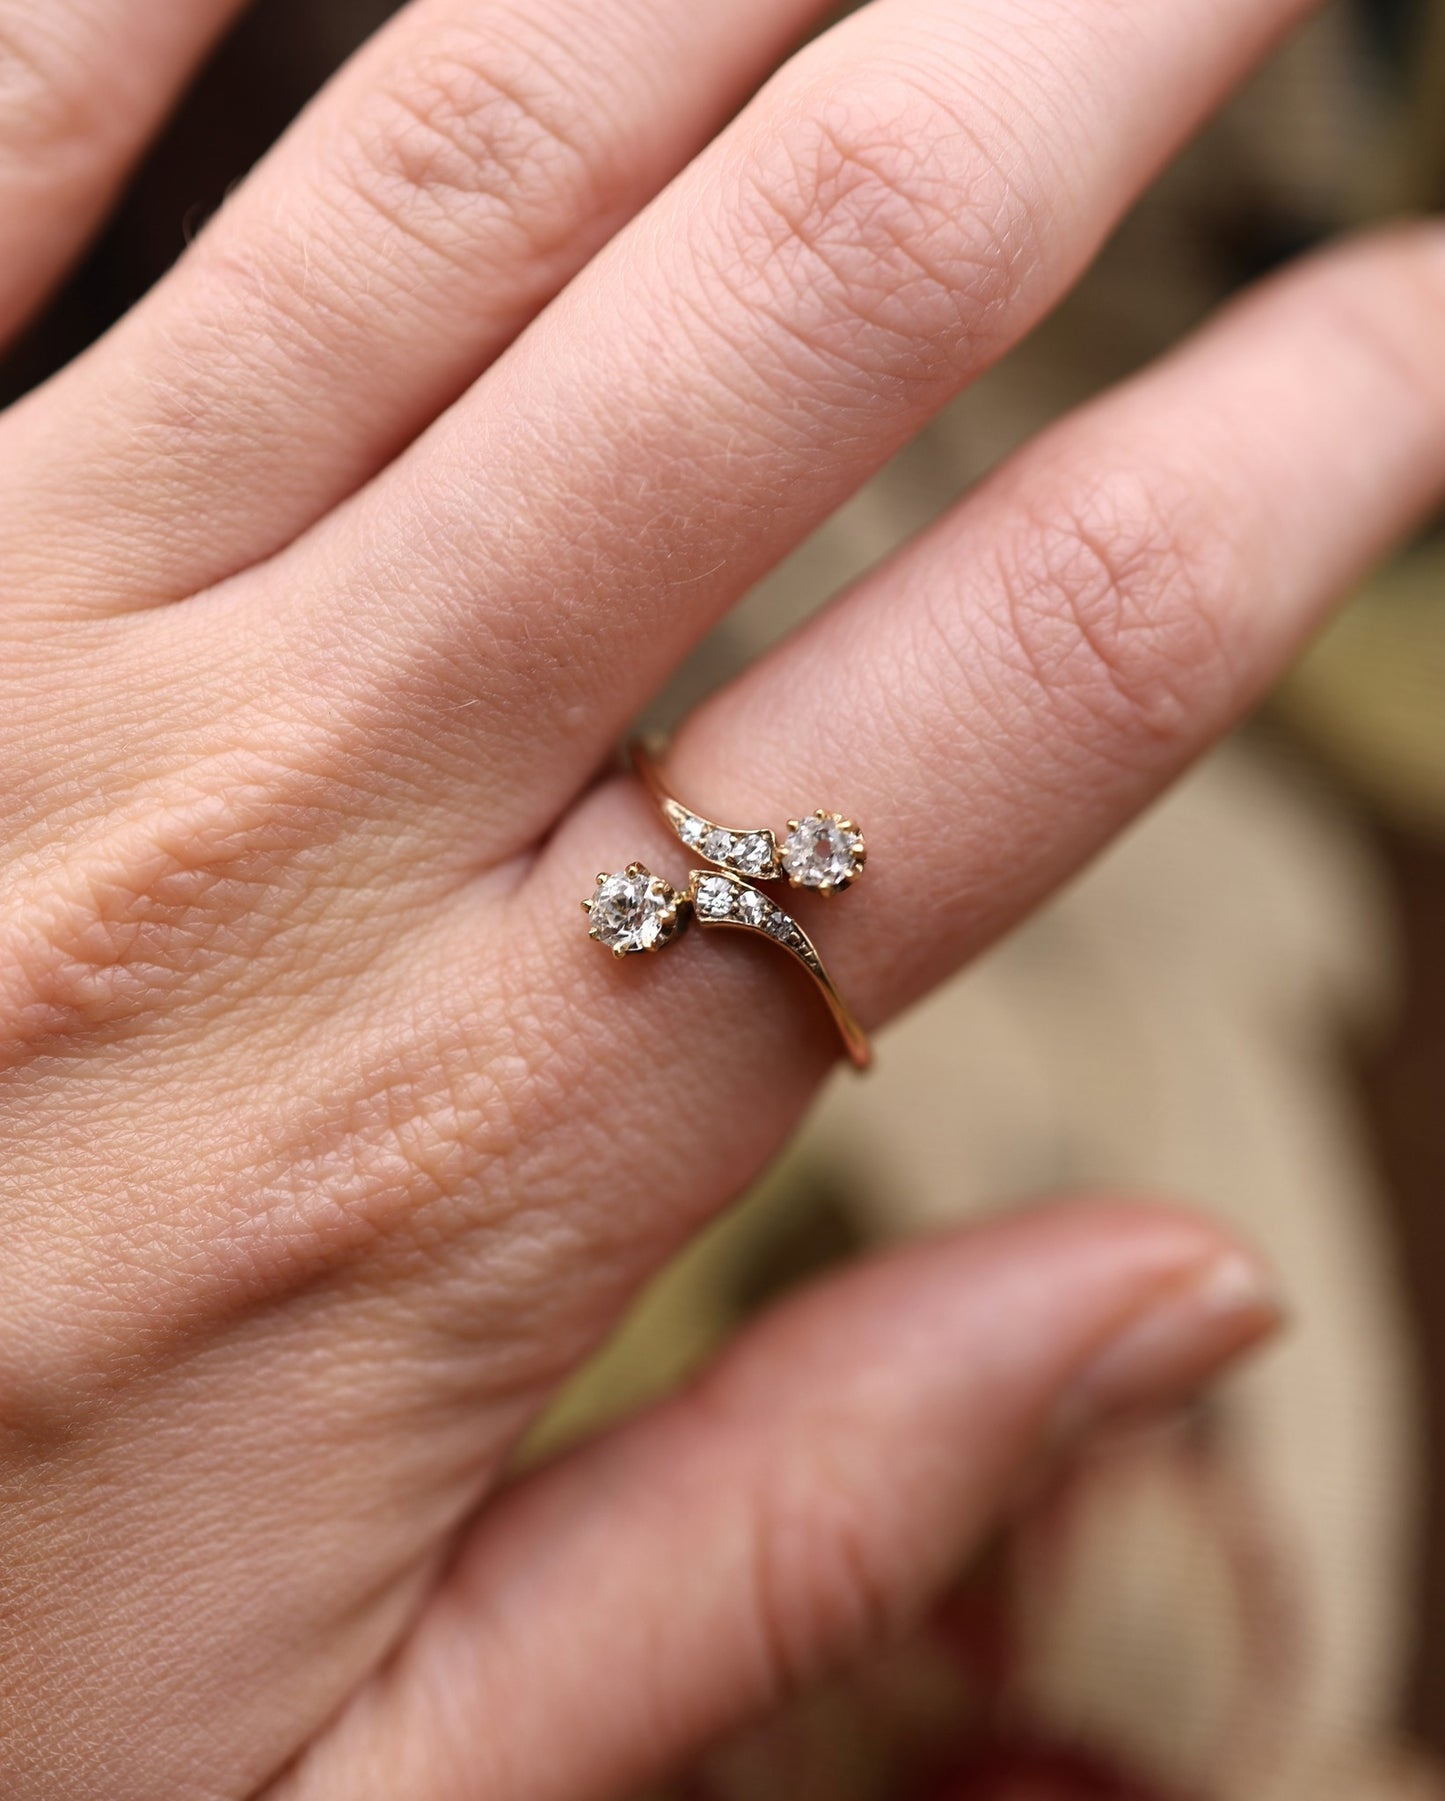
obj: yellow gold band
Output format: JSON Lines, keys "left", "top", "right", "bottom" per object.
{"left": 628, "top": 739, "right": 872, "bottom": 1071}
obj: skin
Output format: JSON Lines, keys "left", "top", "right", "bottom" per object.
{"left": 0, "top": 0, "right": 1441, "bottom": 1794}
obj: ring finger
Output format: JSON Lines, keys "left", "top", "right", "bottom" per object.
{"left": 501, "top": 224, "right": 1445, "bottom": 1254}
{"left": 636, "top": 225, "right": 1445, "bottom": 1025}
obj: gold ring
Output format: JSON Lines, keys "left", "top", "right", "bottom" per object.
{"left": 580, "top": 739, "right": 872, "bottom": 1072}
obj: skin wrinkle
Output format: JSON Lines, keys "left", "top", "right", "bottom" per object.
{"left": 711, "top": 1389, "right": 942, "bottom": 1710}
{"left": 671, "top": 61, "right": 1062, "bottom": 430}
{"left": 338, "top": 36, "right": 601, "bottom": 283}
{"left": 990, "top": 470, "right": 1236, "bottom": 753}
{"left": 0, "top": 744, "right": 413, "bottom": 1058}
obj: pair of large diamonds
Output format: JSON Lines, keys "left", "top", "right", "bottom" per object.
{"left": 584, "top": 803, "right": 865, "bottom": 961}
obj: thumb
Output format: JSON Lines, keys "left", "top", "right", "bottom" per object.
{"left": 273, "top": 1197, "right": 1280, "bottom": 1801}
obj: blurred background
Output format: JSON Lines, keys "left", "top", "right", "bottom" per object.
{"left": 3, "top": 3, "right": 1441, "bottom": 1796}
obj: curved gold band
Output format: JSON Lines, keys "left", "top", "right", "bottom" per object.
{"left": 629, "top": 739, "right": 873, "bottom": 1071}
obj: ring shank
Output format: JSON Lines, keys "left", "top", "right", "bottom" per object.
{"left": 630, "top": 739, "right": 873, "bottom": 1071}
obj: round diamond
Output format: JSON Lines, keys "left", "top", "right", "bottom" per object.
{"left": 702, "top": 828, "right": 733, "bottom": 864}
{"left": 736, "top": 889, "right": 767, "bottom": 928}
{"left": 731, "top": 833, "right": 773, "bottom": 877}
{"left": 781, "top": 815, "right": 862, "bottom": 890}
{"left": 695, "top": 875, "right": 735, "bottom": 919}
{"left": 766, "top": 910, "right": 793, "bottom": 939}
{"left": 588, "top": 869, "right": 675, "bottom": 953}
{"left": 678, "top": 813, "right": 707, "bottom": 847}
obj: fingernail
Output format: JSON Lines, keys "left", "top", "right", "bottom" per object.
{"left": 1053, "top": 1250, "right": 1284, "bottom": 1445}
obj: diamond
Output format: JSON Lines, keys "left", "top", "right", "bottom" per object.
{"left": 695, "top": 875, "right": 735, "bottom": 919}
{"left": 702, "top": 828, "right": 733, "bottom": 864}
{"left": 587, "top": 868, "right": 676, "bottom": 954}
{"left": 736, "top": 889, "right": 767, "bottom": 928}
{"left": 731, "top": 832, "right": 773, "bottom": 877}
{"left": 781, "top": 814, "right": 863, "bottom": 890}
{"left": 766, "top": 910, "right": 793, "bottom": 939}
{"left": 678, "top": 813, "right": 707, "bottom": 847}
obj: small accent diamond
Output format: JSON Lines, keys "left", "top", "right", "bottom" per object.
{"left": 731, "top": 833, "right": 773, "bottom": 877}
{"left": 736, "top": 889, "right": 767, "bottom": 928}
{"left": 702, "top": 828, "right": 733, "bottom": 864}
{"left": 678, "top": 814, "right": 706, "bottom": 847}
{"left": 696, "top": 875, "right": 735, "bottom": 919}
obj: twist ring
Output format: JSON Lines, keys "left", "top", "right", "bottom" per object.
{"left": 580, "top": 740, "right": 873, "bottom": 1071}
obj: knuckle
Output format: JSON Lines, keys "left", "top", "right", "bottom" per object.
{"left": 980, "top": 463, "right": 1242, "bottom": 753}
{"left": 238, "top": 973, "right": 573, "bottom": 1308}
{"left": 0, "top": 759, "right": 319, "bottom": 1056}
{"left": 741, "top": 1456, "right": 903, "bottom": 1699}
{"left": 716, "top": 69, "right": 1045, "bottom": 376}
{"left": 342, "top": 25, "right": 598, "bottom": 261}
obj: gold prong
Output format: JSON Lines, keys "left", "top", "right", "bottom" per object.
{"left": 581, "top": 898, "right": 593, "bottom": 913}
{"left": 787, "top": 819, "right": 799, "bottom": 833}
{"left": 625, "top": 860, "right": 644, "bottom": 877}
{"left": 612, "top": 944, "right": 628, "bottom": 959}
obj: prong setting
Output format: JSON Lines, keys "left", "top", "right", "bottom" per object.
{"left": 582, "top": 865, "right": 687, "bottom": 957}
{"left": 780, "top": 810, "right": 866, "bottom": 894}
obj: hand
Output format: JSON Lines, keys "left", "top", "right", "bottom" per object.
{"left": 0, "top": 0, "right": 1439, "bottom": 1795}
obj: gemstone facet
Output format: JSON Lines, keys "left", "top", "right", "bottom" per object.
{"left": 732, "top": 833, "right": 773, "bottom": 877}
{"left": 781, "top": 813, "right": 865, "bottom": 892}
{"left": 695, "top": 875, "right": 735, "bottom": 920}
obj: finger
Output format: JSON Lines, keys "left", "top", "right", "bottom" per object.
{"left": 401, "top": 224, "right": 1445, "bottom": 1358}
{"left": 0, "top": 0, "right": 246, "bottom": 344}
{"left": 271, "top": 1199, "right": 1280, "bottom": 1801}
{"left": 247, "top": 0, "right": 1319, "bottom": 857}
{"left": 218, "top": 224, "right": 1443, "bottom": 1535}
{"left": 614, "top": 223, "right": 1445, "bottom": 1023}
{"left": 0, "top": 0, "right": 836, "bottom": 614}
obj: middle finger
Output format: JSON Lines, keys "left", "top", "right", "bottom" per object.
{"left": 233, "top": 0, "right": 1318, "bottom": 861}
